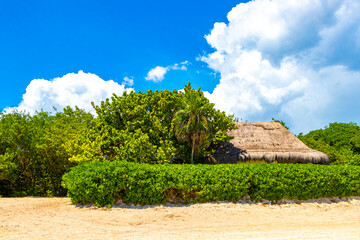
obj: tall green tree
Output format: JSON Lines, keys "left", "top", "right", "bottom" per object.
{"left": 68, "top": 89, "right": 182, "bottom": 164}
{"left": 173, "top": 84, "right": 211, "bottom": 164}
{"left": 173, "top": 83, "right": 236, "bottom": 163}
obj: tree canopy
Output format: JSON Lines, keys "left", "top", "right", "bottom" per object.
{"left": 0, "top": 107, "right": 94, "bottom": 196}
{"left": 4, "top": 82, "right": 358, "bottom": 198}
{"left": 298, "top": 122, "right": 360, "bottom": 165}
{"left": 0, "top": 83, "right": 236, "bottom": 196}
{"left": 70, "top": 83, "right": 236, "bottom": 164}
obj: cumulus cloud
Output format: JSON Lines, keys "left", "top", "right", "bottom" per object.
{"left": 202, "top": 0, "right": 360, "bottom": 133}
{"left": 5, "top": 71, "right": 133, "bottom": 115}
{"left": 145, "top": 66, "right": 169, "bottom": 82}
{"left": 145, "top": 61, "right": 189, "bottom": 82}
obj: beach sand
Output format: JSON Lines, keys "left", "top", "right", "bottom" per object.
{"left": 1, "top": 197, "right": 359, "bottom": 239}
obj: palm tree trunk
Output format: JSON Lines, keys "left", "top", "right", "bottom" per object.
{"left": 191, "top": 136, "right": 195, "bottom": 164}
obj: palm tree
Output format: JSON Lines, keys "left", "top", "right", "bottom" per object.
{"left": 173, "top": 83, "right": 213, "bottom": 164}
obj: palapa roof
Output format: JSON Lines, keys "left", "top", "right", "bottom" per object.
{"left": 209, "top": 122, "right": 329, "bottom": 165}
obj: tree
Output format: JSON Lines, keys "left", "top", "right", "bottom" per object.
{"left": 71, "top": 83, "right": 236, "bottom": 164}
{"left": 69, "top": 89, "right": 182, "bottom": 164}
{"left": 173, "top": 83, "right": 236, "bottom": 163}
{"left": 173, "top": 84, "right": 212, "bottom": 164}
{"left": 298, "top": 122, "right": 360, "bottom": 165}
{"left": 0, "top": 107, "right": 93, "bottom": 196}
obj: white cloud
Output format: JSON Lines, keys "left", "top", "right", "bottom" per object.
{"left": 145, "top": 66, "right": 169, "bottom": 82}
{"left": 5, "top": 71, "right": 133, "bottom": 115}
{"left": 202, "top": 0, "right": 360, "bottom": 133}
{"left": 171, "top": 63, "right": 188, "bottom": 71}
{"left": 145, "top": 61, "right": 189, "bottom": 82}
{"left": 122, "top": 76, "right": 134, "bottom": 86}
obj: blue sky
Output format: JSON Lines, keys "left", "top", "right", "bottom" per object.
{"left": 1, "top": 0, "right": 360, "bottom": 134}
{"left": 0, "top": 0, "right": 240, "bottom": 105}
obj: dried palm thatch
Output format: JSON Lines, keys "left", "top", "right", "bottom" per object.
{"left": 208, "top": 122, "right": 329, "bottom": 165}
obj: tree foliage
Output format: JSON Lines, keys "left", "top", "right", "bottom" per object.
{"left": 68, "top": 89, "right": 181, "bottom": 164}
{"left": 298, "top": 122, "right": 360, "bottom": 165}
{"left": 173, "top": 83, "right": 235, "bottom": 163}
{"left": 0, "top": 83, "right": 236, "bottom": 196}
{"left": 0, "top": 107, "right": 94, "bottom": 196}
{"left": 174, "top": 86, "right": 211, "bottom": 163}
{"left": 70, "top": 83, "right": 236, "bottom": 164}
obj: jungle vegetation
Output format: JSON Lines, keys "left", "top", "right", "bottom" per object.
{"left": 0, "top": 83, "right": 236, "bottom": 196}
{"left": 1, "top": 83, "right": 359, "bottom": 197}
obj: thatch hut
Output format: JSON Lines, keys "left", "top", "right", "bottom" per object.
{"left": 208, "top": 122, "right": 329, "bottom": 165}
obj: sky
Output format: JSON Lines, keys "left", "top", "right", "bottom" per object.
{"left": 1, "top": 0, "right": 360, "bottom": 134}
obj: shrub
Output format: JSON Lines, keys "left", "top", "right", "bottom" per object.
{"left": 62, "top": 162, "right": 360, "bottom": 207}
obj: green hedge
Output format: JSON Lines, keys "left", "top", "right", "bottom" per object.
{"left": 62, "top": 161, "right": 360, "bottom": 207}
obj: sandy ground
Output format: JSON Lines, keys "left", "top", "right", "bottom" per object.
{"left": 1, "top": 197, "right": 360, "bottom": 240}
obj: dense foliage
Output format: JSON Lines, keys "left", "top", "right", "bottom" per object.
{"left": 298, "top": 122, "right": 360, "bottom": 165}
{"left": 0, "top": 84, "right": 236, "bottom": 196}
{"left": 0, "top": 107, "right": 94, "bottom": 196}
{"left": 69, "top": 83, "right": 236, "bottom": 164}
{"left": 173, "top": 84, "right": 235, "bottom": 163}
{"left": 2, "top": 83, "right": 359, "bottom": 200}
{"left": 62, "top": 161, "right": 360, "bottom": 207}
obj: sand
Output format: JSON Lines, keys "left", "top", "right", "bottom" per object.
{"left": 1, "top": 197, "right": 360, "bottom": 240}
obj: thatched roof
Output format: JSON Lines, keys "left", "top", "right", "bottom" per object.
{"left": 208, "top": 122, "right": 329, "bottom": 165}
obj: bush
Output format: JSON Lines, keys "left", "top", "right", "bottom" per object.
{"left": 62, "top": 162, "right": 360, "bottom": 207}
